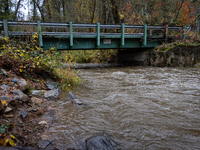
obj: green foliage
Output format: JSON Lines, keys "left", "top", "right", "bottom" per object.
{"left": 0, "top": 35, "right": 81, "bottom": 90}
{"left": 64, "top": 49, "right": 117, "bottom": 63}
{"left": 155, "top": 39, "right": 200, "bottom": 52}
{"left": 0, "top": 123, "right": 10, "bottom": 134}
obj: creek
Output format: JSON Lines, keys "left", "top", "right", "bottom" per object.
{"left": 46, "top": 66, "right": 200, "bottom": 150}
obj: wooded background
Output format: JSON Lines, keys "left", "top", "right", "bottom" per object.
{"left": 0, "top": 0, "right": 199, "bottom": 26}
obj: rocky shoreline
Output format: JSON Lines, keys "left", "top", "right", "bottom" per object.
{"left": 0, "top": 69, "right": 60, "bottom": 149}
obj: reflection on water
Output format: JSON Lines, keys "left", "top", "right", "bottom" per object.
{"left": 46, "top": 67, "right": 200, "bottom": 150}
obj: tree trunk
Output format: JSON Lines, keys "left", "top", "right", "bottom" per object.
{"left": 110, "top": 0, "right": 121, "bottom": 24}
{"left": 14, "top": 0, "right": 22, "bottom": 19}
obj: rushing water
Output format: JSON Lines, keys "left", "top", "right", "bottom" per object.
{"left": 46, "top": 67, "right": 200, "bottom": 150}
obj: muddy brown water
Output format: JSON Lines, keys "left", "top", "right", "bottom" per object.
{"left": 46, "top": 67, "right": 200, "bottom": 150}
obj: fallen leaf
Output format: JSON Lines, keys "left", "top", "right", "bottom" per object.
{"left": 8, "top": 139, "right": 16, "bottom": 146}
{"left": 0, "top": 139, "right": 5, "bottom": 145}
{"left": 10, "top": 134, "right": 17, "bottom": 140}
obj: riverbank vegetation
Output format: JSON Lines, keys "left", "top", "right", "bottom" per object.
{"left": 0, "top": 35, "right": 81, "bottom": 91}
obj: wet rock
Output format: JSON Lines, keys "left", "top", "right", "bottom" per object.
{"left": 46, "top": 80, "right": 61, "bottom": 90}
{"left": 31, "top": 97, "right": 43, "bottom": 104}
{"left": 31, "top": 90, "right": 46, "bottom": 96}
{"left": 44, "top": 89, "right": 59, "bottom": 100}
{"left": 0, "top": 85, "right": 10, "bottom": 91}
{"left": 73, "top": 99, "right": 84, "bottom": 105}
{"left": 1, "top": 69, "right": 9, "bottom": 76}
{"left": 10, "top": 90, "right": 29, "bottom": 102}
{"left": 17, "top": 78, "right": 28, "bottom": 92}
{"left": 38, "top": 121, "right": 47, "bottom": 125}
{"left": 86, "top": 133, "right": 119, "bottom": 150}
{"left": 4, "top": 107, "right": 12, "bottom": 113}
{"left": 19, "top": 109, "right": 28, "bottom": 120}
{"left": 38, "top": 140, "right": 51, "bottom": 149}
{"left": 67, "top": 92, "right": 84, "bottom": 105}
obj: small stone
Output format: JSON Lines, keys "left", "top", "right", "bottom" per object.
{"left": 17, "top": 78, "right": 28, "bottom": 92}
{"left": 31, "top": 97, "right": 43, "bottom": 104}
{"left": 44, "top": 89, "right": 59, "bottom": 100}
{"left": 38, "top": 121, "right": 47, "bottom": 125}
{"left": 3, "top": 114, "right": 14, "bottom": 118}
{"left": 10, "top": 90, "right": 29, "bottom": 102}
{"left": 38, "top": 140, "right": 51, "bottom": 149}
{"left": 1, "top": 69, "right": 9, "bottom": 76}
{"left": 31, "top": 90, "right": 46, "bottom": 96}
{"left": 19, "top": 109, "right": 28, "bottom": 120}
{"left": 46, "top": 80, "right": 61, "bottom": 90}
{"left": 41, "top": 135, "right": 49, "bottom": 140}
{"left": 32, "top": 108, "right": 37, "bottom": 112}
{"left": 0, "top": 97, "right": 12, "bottom": 100}
{"left": 10, "top": 78, "right": 19, "bottom": 83}
{"left": 0, "top": 85, "right": 10, "bottom": 91}
{"left": 4, "top": 107, "right": 12, "bottom": 113}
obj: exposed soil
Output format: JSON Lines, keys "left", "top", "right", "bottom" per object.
{"left": 0, "top": 70, "right": 58, "bottom": 149}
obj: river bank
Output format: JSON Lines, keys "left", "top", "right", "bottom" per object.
{"left": 0, "top": 69, "right": 59, "bottom": 149}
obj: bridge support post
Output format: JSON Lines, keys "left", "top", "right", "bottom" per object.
{"left": 143, "top": 24, "right": 147, "bottom": 46}
{"left": 97, "top": 23, "right": 100, "bottom": 47}
{"left": 37, "top": 20, "right": 43, "bottom": 47}
{"left": 70, "top": 21, "right": 73, "bottom": 47}
{"left": 3, "top": 19, "right": 8, "bottom": 37}
{"left": 121, "top": 23, "right": 125, "bottom": 46}
{"left": 183, "top": 26, "right": 187, "bottom": 40}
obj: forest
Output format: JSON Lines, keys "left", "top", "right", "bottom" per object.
{"left": 0, "top": 0, "right": 199, "bottom": 26}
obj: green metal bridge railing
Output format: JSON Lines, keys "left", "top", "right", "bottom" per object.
{"left": 0, "top": 19, "right": 184, "bottom": 50}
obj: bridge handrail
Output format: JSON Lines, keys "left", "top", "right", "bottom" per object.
{"left": 0, "top": 20, "right": 183, "bottom": 30}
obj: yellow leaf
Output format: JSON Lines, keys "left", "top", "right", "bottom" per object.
{"left": 3, "top": 139, "right": 9, "bottom": 146}
{"left": 2, "top": 101, "right": 6, "bottom": 104}
{"left": 10, "top": 134, "right": 17, "bottom": 140}
{"left": 8, "top": 139, "right": 16, "bottom": 147}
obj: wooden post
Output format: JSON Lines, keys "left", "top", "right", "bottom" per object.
{"left": 37, "top": 20, "right": 43, "bottom": 47}
{"left": 164, "top": 25, "right": 168, "bottom": 43}
{"left": 70, "top": 21, "right": 73, "bottom": 47}
{"left": 121, "top": 23, "right": 125, "bottom": 46}
{"left": 97, "top": 23, "right": 100, "bottom": 47}
{"left": 3, "top": 19, "right": 8, "bottom": 37}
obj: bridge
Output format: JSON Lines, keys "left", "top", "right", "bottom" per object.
{"left": 0, "top": 19, "right": 184, "bottom": 50}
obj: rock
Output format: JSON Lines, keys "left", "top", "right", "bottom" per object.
{"left": 10, "top": 90, "right": 29, "bottom": 102}
{"left": 38, "top": 140, "right": 51, "bottom": 149}
{"left": 0, "top": 96, "right": 12, "bottom": 100}
{"left": 4, "top": 107, "right": 12, "bottom": 113}
{"left": 73, "top": 99, "right": 84, "bottom": 105}
{"left": 46, "top": 80, "right": 61, "bottom": 90}
{"left": 0, "top": 85, "right": 10, "bottom": 91}
{"left": 86, "top": 133, "right": 119, "bottom": 150}
{"left": 38, "top": 121, "right": 47, "bottom": 125}
{"left": 3, "top": 114, "right": 14, "bottom": 118}
{"left": 9, "top": 78, "right": 19, "bottom": 83}
{"left": 44, "top": 89, "right": 59, "bottom": 100}
{"left": 194, "top": 63, "right": 200, "bottom": 67}
{"left": 19, "top": 109, "right": 28, "bottom": 120}
{"left": 31, "top": 97, "right": 43, "bottom": 104}
{"left": 67, "top": 92, "right": 84, "bottom": 105}
{"left": 1, "top": 69, "right": 9, "bottom": 76}
{"left": 17, "top": 78, "right": 28, "bottom": 92}
{"left": 31, "top": 90, "right": 46, "bottom": 96}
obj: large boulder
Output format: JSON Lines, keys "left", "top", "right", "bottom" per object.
{"left": 86, "top": 133, "right": 119, "bottom": 150}
{"left": 44, "top": 89, "right": 59, "bottom": 100}
{"left": 10, "top": 90, "right": 29, "bottom": 102}
{"left": 17, "top": 78, "right": 28, "bottom": 92}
